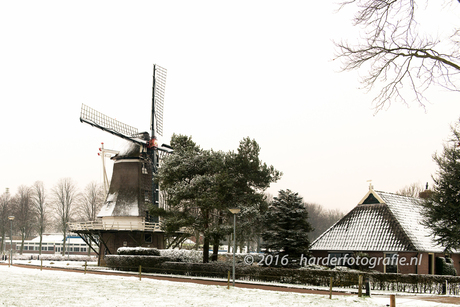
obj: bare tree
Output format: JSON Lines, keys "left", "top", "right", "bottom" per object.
{"left": 78, "top": 181, "right": 104, "bottom": 222}
{"left": 304, "top": 202, "right": 344, "bottom": 242}
{"left": 52, "top": 178, "right": 79, "bottom": 256}
{"left": 32, "top": 181, "right": 48, "bottom": 255}
{"left": 0, "top": 190, "right": 11, "bottom": 254}
{"left": 13, "top": 185, "right": 36, "bottom": 254}
{"left": 336, "top": 0, "right": 460, "bottom": 110}
{"left": 396, "top": 181, "right": 427, "bottom": 197}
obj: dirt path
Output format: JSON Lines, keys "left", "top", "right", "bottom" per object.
{"left": 5, "top": 263, "right": 460, "bottom": 305}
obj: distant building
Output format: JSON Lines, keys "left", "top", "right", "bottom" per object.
{"left": 3, "top": 234, "right": 97, "bottom": 256}
{"left": 310, "top": 187, "right": 459, "bottom": 274}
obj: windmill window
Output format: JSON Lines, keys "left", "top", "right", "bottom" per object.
{"left": 144, "top": 234, "right": 152, "bottom": 243}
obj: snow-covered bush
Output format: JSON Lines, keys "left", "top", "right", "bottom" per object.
{"left": 117, "top": 247, "right": 160, "bottom": 256}
{"left": 218, "top": 252, "right": 263, "bottom": 264}
{"left": 300, "top": 264, "right": 329, "bottom": 270}
{"left": 159, "top": 249, "right": 202, "bottom": 263}
{"left": 105, "top": 255, "right": 169, "bottom": 270}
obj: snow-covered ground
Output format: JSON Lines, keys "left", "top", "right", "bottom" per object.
{"left": 1, "top": 263, "right": 459, "bottom": 307}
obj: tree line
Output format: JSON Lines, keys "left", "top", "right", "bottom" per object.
{"left": 0, "top": 179, "right": 105, "bottom": 256}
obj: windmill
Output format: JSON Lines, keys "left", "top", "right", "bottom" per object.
{"left": 71, "top": 64, "right": 172, "bottom": 265}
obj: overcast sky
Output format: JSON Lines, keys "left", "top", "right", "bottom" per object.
{"left": 1, "top": 1, "right": 459, "bottom": 213}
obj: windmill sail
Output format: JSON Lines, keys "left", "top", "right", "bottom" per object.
{"left": 151, "top": 65, "right": 167, "bottom": 138}
{"left": 80, "top": 104, "right": 146, "bottom": 145}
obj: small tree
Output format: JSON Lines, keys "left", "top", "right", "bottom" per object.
{"left": 422, "top": 121, "right": 460, "bottom": 251}
{"left": 261, "top": 190, "right": 313, "bottom": 261}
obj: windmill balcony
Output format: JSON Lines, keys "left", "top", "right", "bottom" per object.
{"left": 68, "top": 220, "right": 161, "bottom": 232}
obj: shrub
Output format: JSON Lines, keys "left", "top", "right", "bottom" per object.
{"left": 105, "top": 255, "right": 169, "bottom": 270}
{"left": 436, "top": 257, "right": 457, "bottom": 276}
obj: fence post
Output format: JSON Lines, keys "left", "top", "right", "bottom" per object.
{"left": 139, "top": 265, "right": 142, "bottom": 281}
{"left": 329, "top": 277, "right": 333, "bottom": 299}
{"left": 358, "top": 275, "right": 363, "bottom": 297}
{"left": 84, "top": 261, "right": 87, "bottom": 274}
{"left": 365, "top": 276, "right": 371, "bottom": 297}
{"left": 227, "top": 271, "right": 230, "bottom": 289}
{"left": 390, "top": 294, "right": 395, "bottom": 307}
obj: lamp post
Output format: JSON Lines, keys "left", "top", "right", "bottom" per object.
{"left": 228, "top": 208, "right": 240, "bottom": 287}
{"left": 8, "top": 216, "right": 14, "bottom": 266}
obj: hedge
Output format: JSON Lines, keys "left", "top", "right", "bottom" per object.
{"left": 104, "top": 255, "right": 460, "bottom": 295}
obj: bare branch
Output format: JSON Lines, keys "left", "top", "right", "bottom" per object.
{"left": 336, "top": 0, "right": 460, "bottom": 110}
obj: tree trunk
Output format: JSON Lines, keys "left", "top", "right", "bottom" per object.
{"left": 202, "top": 237, "right": 209, "bottom": 263}
{"left": 20, "top": 231, "right": 25, "bottom": 255}
{"left": 211, "top": 240, "right": 219, "bottom": 261}
{"left": 62, "top": 228, "right": 66, "bottom": 256}
{"left": 39, "top": 233, "right": 43, "bottom": 256}
{"left": 1, "top": 232, "right": 5, "bottom": 254}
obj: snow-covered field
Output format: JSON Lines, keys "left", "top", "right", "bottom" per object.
{"left": 0, "top": 264, "right": 458, "bottom": 307}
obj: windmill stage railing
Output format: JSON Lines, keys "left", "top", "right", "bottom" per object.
{"left": 68, "top": 221, "right": 161, "bottom": 232}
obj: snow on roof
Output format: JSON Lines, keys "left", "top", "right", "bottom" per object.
{"left": 29, "top": 234, "right": 85, "bottom": 244}
{"left": 378, "top": 191, "right": 444, "bottom": 253}
{"left": 97, "top": 192, "right": 118, "bottom": 217}
{"left": 310, "top": 189, "right": 445, "bottom": 253}
{"left": 97, "top": 190, "right": 139, "bottom": 217}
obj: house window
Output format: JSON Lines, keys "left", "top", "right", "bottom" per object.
{"left": 328, "top": 252, "right": 353, "bottom": 268}
{"left": 384, "top": 253, "right": 398, "bottom": 273}
{"left": 144, "top": 234, "right": 152, "bottom": 243}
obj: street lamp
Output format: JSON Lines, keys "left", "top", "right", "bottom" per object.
{"left": 229, "top": 208, "right": 240, "bottom": 287}
{"left": 8, "top": 216, "right": 14, "bottom": 266}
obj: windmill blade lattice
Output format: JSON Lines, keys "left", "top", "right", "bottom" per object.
{"left": 152, "top": 65, "right": 167, "bottom": 137}
{"left": 80, "top": 104, "right": 145, "bottom": 145}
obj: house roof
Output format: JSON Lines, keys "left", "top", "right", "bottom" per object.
{"left": 310, "top": 189, "right": 444, "bottom": 253}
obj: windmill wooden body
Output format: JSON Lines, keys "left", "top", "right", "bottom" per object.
{"left": 70, "top": 65, "right": 172, "bottom": 265}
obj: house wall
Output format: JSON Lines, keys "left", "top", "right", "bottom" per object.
{"left": 450, "top": 253, "right": 460, "bottom": 274}
{"left": 310, "top": 250, "right": 460, "bottom": 275}
{"left": 98, "top": 231, "right": 164, "bottom": 266}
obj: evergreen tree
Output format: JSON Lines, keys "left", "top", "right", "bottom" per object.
{"left": 152, "top": 134, "right": 281, "bottom": 263}
{"left": 423, "top": 121, "right": 460, "bottom": 252}
{"left": 261, "top": 189, "right": 313, "bottom": 261}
